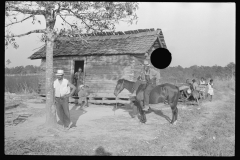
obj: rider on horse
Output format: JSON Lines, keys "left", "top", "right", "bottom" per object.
{"left": 142, "top": 60, "right": 161, "bottom": 111}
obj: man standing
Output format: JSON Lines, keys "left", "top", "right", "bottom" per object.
{"left": 142, "top": 60, "right": 161, "bottom": 111}
{"left": 54, "top": 70, "right": 76, "bottom": 130}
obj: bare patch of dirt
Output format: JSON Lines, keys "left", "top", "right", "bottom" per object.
{"left": 5, "top": 89, "right": 235, "bottom": 156}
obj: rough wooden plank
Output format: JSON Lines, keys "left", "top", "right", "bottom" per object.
{"left": 88, "top": 91, "right": 130, "bottom": 96}
{"left": 88, "top": 94, "right": 130, "bottom": 99}
{"left": 85, "top": 65, "right": 130, "bottom": 70}
{"left": 85, "top": 82, "right": 118, "bottom": 86}
{"left": 53, "top": 60, "right": 70, "bottom": 64}
{"left": 85, "top": 72, "right": 132, "bottom": 76}
{"left": 87, "top": 91, "right": 130, "bottom": 96}
{"left": 85, "top": 79, "right": 118, "bottom": 82}
{"left": 88, "top": 99, "right": 130, "bottom": 104}
{"left": 86, "top": 55, "right": 132, "bottom": 64}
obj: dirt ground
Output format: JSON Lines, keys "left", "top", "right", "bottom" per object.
{"left": 4, "top": 89, "right": 235, "bottom": 156}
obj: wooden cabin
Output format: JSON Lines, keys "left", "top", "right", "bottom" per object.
{"left": 29, "top": 28, "right": 167, "bottom": 103}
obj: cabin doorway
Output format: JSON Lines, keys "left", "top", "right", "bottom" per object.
{"left": 72, "top": 60, "right": 85, "bottom": 86}
{"left": 74, "top": 60, "right": 84, "bottom": 74}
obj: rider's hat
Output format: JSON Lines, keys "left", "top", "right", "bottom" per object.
{"left": 143, "top": 60, "right": 150, "bottom": 66}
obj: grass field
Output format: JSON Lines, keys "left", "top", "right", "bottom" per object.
{"left": 5, "top": 74, "right": 41, "bottom": 94}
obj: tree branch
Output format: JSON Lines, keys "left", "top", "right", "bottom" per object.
{"left": 5, "top": 29, "right": 46, "bottom": 38}
{"left": 60, "top": 8, "right": 87, "bottom": 15}
{"left": 59, "top": 8, "right": 95, "bottom": 31}
{"left": 6, "top": 6, "right": 45, "bottom": 15}
{"left": 59, "top": 15, "right": 76, "bottom": 28}
{"left": 5, "top": 15, "right": 34, "bottom": 27}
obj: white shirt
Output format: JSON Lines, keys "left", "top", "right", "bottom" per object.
{"left": 208, "top": 82, "right": 214, "bottom": 95}
{"left": 208, "top": 82, "right": 213, "bottom": 90}
{"left": 54, "top": 78, "right": 70, "bottom": 97}
{"left": 200, "top": 80, "right": 205, "bottom": 85}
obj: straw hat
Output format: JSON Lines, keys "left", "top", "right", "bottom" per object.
{"left": 143, "top": 60, "right": 150, "bottom": 66}
{"left": 56, "top": 70, "right": 64, "bottom": 76}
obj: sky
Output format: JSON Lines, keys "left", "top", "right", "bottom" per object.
{"left": 5, "top": 2, "right": 235, "bottom": 68}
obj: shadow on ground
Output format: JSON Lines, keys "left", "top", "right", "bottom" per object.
{"left": 94, "top": 146, "right": 112, "bottom": 156}
{"left": 56, "top": 104, "right": 87, "bottom": 128}
{"left": 112, "top": 102, "right": 171, "bottom": 123}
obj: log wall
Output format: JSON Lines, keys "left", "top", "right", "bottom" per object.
{"left": 38, "top": 55, "right": 136, "bottom": 98}
{"left": 84, "top": 55, "right": 135, "bottom": 98}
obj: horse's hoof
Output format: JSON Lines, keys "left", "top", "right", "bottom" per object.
{"left": 172, "top": 120, "right": 178, "bottom": 125}
{"left": 131, "top": 115, "right": 136, "bottom": 118}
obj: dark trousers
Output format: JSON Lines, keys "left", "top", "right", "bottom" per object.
{"left": 144, "top": 83, "right": 155, "bottom": 106}
{"left": 55, "top": 97, "right": 71, "bottom": 127}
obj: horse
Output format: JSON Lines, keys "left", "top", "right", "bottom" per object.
{"left": 114, "top": 79, "right": 180, "bottom": 125}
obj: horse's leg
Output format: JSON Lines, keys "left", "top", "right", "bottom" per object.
{"left": 170, "top": 102, "right": 178, "bottom": 125}
{"left": 135, "top": 100, "right": 146, "bottom": 123}
{"left": 196, "top": 97, "right": 199, "bottom": 106}
{"left": 139, "top": 100, "right": 146, "bottom": 123}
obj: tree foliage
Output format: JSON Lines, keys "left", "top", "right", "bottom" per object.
{"left": 160, "top": 62, "right": 235, "bottom": 83}
{"left": 5, "top": 65, "right": 41, "bottom": 74}
{"left": 5, "top": 1, "right": 139, "bottom": 47}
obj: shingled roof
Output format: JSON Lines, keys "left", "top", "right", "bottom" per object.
{"left": 29, "top": 28, "right": 167, "bottom": 59}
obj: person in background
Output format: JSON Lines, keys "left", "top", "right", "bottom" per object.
{"left": 192, "top": 79, "right": 200, "bottom": 91}
{"left": 186, "top": 79, "right": 192, "bottom": 85}
{"left": 199, "top": 77, "right": 207, "bottom": 99}
{"left": 199, "top": 77, "right": 206, "bottom": 85}
{"left": 76, "top": 84, "right": 90, "bottom": 111}
{"left": 74, "top": 67, "right": 84, "bottom": 93}
{"left": 53, "top": 69, "right": 76, "bottom": 130}
{"left": 207, "top": 79, "right": 214, "bottom": 101}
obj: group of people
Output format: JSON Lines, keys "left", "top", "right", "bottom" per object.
{"left": 52, "top": 59, "right": 161, "bottom": 129}
{"left": 53, "top": 67, "right": 89, "bottom": 130}
{"left": 53, "top": 59, "right": 215, "bottom": 130}
{"left": 186, "top": 77, "right": 214, "bottom": 101}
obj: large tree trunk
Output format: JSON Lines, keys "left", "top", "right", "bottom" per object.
{"left": 44, "top": 30, "right": 57, "bottom": 127}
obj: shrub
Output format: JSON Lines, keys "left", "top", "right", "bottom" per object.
{"left": 214, "top": 77, "right": 235, "bottom": 92}
{"left": 5, "top": 74, "right": 41, "bottom": 94}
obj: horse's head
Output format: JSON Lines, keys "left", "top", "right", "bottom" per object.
{"left": 114, "top": 79, "right": 125, "bottom": 97}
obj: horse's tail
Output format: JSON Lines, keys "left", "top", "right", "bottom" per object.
{"left": 174, "top": 87, "right": 181, "bottom": 105}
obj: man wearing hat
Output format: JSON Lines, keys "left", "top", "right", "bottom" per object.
{"left": 53, "top": 69, "right": 76, "bottom": 130}
{"left": 142, "top": 60, "right": 161, "bottom": 111}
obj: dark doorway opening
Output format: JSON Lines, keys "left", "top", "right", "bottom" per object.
{"left": 74, "top": 60, "right": 84, "bottom": 74}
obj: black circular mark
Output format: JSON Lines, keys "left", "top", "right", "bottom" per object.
{"left": 150, "top": 48, "right": 172, "bottom": 69}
